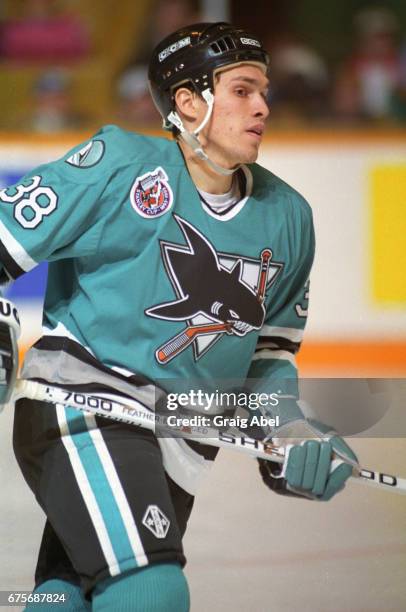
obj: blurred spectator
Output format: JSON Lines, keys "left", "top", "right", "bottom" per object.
{"left": 120, "top": 0, "right": 202, "bottom": 130}
{"left": 135, "top": 0, "right": 201, "bottom": 64}
{"left": 391, "top": 43, "right": 406, "bottom": 121}
{"left": 116, "top": 66, "right": 160, "bottom": 128}
{"left": 267, "top": 35, "right": 330, "bottom": 124}
{"left": 1, "top": 0, "right": 89, "bottom": 63}
{"left": 26, "top": 69, "right": 86, "bottom": 132}
{"left": 333, "top": 7, "right": 405, "bottom": 123}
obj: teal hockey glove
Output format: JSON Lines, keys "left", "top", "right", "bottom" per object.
{"left": 258, "top": 419, "right": 358, "bottom": 501}
{"left": 0, "top": 298, "right": 20, "bottom": 407}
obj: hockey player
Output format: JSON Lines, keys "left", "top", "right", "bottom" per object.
{"left": 0, "top": 23, "right": 358, "bottom": 611}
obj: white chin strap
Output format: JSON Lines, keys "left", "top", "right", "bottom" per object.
{"left": 167, "top": 88, "right": 239, "bottom": 176}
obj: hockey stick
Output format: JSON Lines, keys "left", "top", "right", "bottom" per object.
{"left": 156, "top": 322, "right": 232, "bottom": 364}
{"left": 12, "top": 379, "right": 406, "bottom": 495}
{"left": 156, "top": 248, "right": 273, "bottom": 364}
{"left": 257, "top": 248, "right": 272, "bottom": 302}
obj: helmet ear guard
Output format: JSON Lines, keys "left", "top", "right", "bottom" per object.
{"left": 168, "top": 88, "right": 213, "bottom": 136}
{"left": 168, "top": 88, "right": 236, "bottom": 176}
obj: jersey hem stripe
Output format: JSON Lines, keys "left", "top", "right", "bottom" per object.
{"left": 32, "top": 335, "right": 153, "bottom": 388}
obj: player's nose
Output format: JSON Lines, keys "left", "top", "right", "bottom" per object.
{"left": 253, "top": 93, "right": 269, "bottom": 119}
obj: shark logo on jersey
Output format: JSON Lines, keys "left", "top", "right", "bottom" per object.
{"left": 146, "top": 215, "right": 283, "bottom": 363}
{"left": 66, "top": 140, "right": 105, "bottom": 168}
{"left": 130, "top": 167, "right": 173, "bottom": 218}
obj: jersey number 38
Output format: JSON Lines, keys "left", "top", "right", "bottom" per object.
{"left": 0, "top": 175, "right": 58, "bottom": 229}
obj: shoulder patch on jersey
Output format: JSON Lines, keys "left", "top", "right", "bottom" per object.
{"left": 65, "top": 140, "right": 105, "bottom": 168}
{"left": 130, "top": 166, "right": 173, "bottom": 219}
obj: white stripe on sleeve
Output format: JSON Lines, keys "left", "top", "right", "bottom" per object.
{"left": 251, "top": 348, "right": 298, "bottom": 367}
{"left": 260, "top": 325, "right": 304, "bottom": 342}
{"left": 0, "top": 220, "right": 37, "bottom": 272}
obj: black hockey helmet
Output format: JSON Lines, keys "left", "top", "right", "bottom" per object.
{"left": 148, "top": 22, "right": 269, "bottom": 129}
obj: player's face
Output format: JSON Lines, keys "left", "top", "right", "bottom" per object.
{"left": 201, "top": 64, "right": 270, "bottom": 167}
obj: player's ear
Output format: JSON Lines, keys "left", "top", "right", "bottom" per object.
{"left": 174, "top": 87, "right": 202, "bottom": 125}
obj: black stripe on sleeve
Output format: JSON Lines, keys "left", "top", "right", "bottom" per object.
{"left": 256, "top": 335, "right": 301, "bottom": 355}
{"left": 0, "top": 240, "right": 25, "bottom": 280}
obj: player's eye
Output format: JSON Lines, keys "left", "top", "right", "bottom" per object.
{"left": 235, "top": 87, "right": 247, "bottom": 97}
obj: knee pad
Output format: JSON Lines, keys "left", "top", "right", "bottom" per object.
{"left": 92, "top": 562, "right": 190, "bottom": 612}
{"left": 24, "top": 579, "right": 90, "bottom": 611}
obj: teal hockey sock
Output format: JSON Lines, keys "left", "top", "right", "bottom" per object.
{"left": 92, "top": 562, "right": 190, "bottom": 612}
{"left": 24, "top": 579, "right": 90, "bottom": 611}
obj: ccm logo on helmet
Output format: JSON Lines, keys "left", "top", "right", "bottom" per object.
{"left": 240, "top": 37, "right": 261, "bottom": 47}
{"left": 158, "top": 36, "right": 191, "bottom": 62}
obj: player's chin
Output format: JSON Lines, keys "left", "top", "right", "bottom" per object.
{"left": 224, "top": 143, "right": 259, "bottom": 166}
{"left": 239, "top": 147, "right": 259, "bottom": 164}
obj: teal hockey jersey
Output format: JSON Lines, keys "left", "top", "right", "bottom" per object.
{"left": 0, "top": 125, "right": 314, "bottom": 490}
